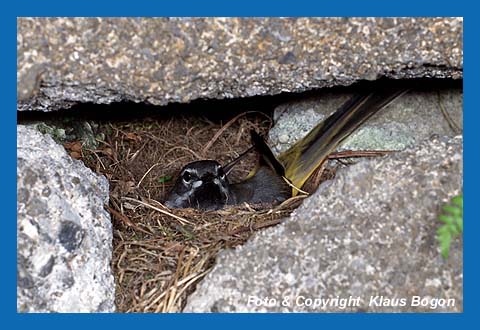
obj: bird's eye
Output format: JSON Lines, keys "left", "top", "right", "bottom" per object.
{"left": 182, "top": 171, "right": 192, "bottom": 183}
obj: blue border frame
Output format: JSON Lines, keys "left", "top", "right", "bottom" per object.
{"left": 7, "top": 2, "right": 474, "bottom": 328}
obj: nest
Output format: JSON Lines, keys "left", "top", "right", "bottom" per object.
{"left": 76, "top": 111, "right": 314, "bottom": 312}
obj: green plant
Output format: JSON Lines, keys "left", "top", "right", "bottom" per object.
{"left": 437, "top": 194, "right": 463, "bottom": 259}
{"left": 158, "top": 175, "right": 172, "bottom": 183}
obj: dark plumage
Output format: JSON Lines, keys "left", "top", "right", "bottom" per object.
{"left": 164, "top": 87, "right": 407, "bottom": 210}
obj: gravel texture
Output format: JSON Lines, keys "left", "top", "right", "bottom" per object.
{"left": 184, "top": 135, "right": 463, "bottom": 312}
{"left": 17, "top": 125, "right": 115, "bottom": 312}
{"left": 269, "top": 87, "right": 463, "bottom": 155}
{"left": 17, "top": 17, "right": 462, "bottom": 111}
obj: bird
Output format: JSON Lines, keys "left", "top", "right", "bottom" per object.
{"left": 164, "top": 86, "right": 407, "bottom": 210}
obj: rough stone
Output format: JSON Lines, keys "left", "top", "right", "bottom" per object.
{"left": 17, "top": 17, "right": 462, "bottom": 111}
{"left": 17, "top": 125, "right": 115, "bottom": 312}
{"left": 184, "top": 135, "right": 463, "bottom": 312}
{"left": 269, "top": 87, "right": 463, "bottom": 155}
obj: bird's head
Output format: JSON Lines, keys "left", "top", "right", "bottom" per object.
{"left": 164, "top": 160, "right": 234, "bottom": 210}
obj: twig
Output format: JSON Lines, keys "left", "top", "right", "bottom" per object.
{"left": 164, "top": 247, "right": 185, "bottom": 312}
{"left": 173, "top": 269, "right": 210, "bottom": 311}
{"left": 282, "top": 176, "right": 309, "bottom": 195}
{"left": 85, "top": 148, "right": 106, "bottom": 170}
{"left": 163, "top": 146, "right": 202, "bottom": 160}
{"left": 147, "top": 269, "right": 210, "bottom": 312}
{"left": 437, "top": 91, "right": 461, "bottom": 134}
{"left": 122, "top": 197, "right": 194, "bottom": 225}
{"left": 228, "top": 218, "right": 284, "bottom": 236}
{"left": 202, "top": 111, "right": 272, "bottom": 155}
{"left": 137, "top": 162, "right": 161, "bottom": 188}
{"left": 107, "top": 205, "right": 153, "bottom": 235}
{"left": 328, "top": 149, "right": 396, "bottom": 159}
{"left": 275, "top": 195, "right": 308, "bottom": 210}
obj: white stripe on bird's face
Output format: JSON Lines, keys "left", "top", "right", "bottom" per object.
{"left": 165, "top": 159, "right": 233, "bottom": 210}
{"left": 192, "top": 180, "right": 203, "bottom": 188}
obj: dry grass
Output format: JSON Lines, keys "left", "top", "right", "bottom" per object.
{"left": 71, "top": 108, "right": 387, "bottom": 312}
{"left": 76, "top": 111, "right": 312, "bottom": 312}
